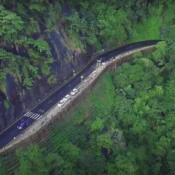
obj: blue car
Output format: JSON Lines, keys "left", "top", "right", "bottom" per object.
{"left": 17, "top": 119, "right": 29, "bottom": 130}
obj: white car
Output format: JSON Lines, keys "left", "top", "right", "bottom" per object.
{"left": 102, "top": 62, "right": 106, "bottom": 66}
{"left": 57, "top": 98, "right": 66, "bottom": 107}
{"left": 71, "top": 88, "right": 78, "bottom": 96}
{"left": 97, "top": 59, "right": 101, "bottom": 63}
{"left": 84, "top": 79, "right": 88, "bottom": 83}
{"left": 92, "top": 70, "right": 96, "bottom": 74}
{"left": 91, "top": 70, "right": 97, "bottom": 78}
{"left": 109, "top": 57, "right": 114, "bottom": 61}
{"left": 64, "top": 94, "right": 71, "bottom": 101}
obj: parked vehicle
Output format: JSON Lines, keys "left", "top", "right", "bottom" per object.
{"left": 92, "top": 70, "right": 96, "bottom": 74}
{"left": 17, "top": 119, "right": 29, "bottom": 130}
{"left": 57, "top": 98, "right": 66, "bottom": 107}
{"left": 102, "top": 62, "right": 106, "bottom": 66}
{"left": 91, "top": 70, "right": 97, "bottom": 78}
{"left": 109, "top": 57, "right": 114, "bottom": 61}
{"left": 97, "top": 59, "right": 102, "bottom": 63}
{"left": 84, "top": 79, "right": 88, "bottom": 83}
{"left": 71, "top": 88, "right": 78, "bottom": 96}
{"left": 64, "top": 94, "right": 71, "bottom": 101}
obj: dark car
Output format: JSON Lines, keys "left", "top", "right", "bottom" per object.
{"left": 17, "top": 119, "right": 29, "bottom": 130}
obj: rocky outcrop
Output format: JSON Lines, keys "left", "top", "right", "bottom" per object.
{"left": 0, "top": 25, "right": 91, "bottom": 132}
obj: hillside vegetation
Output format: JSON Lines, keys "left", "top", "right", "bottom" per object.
{"left": 1, "top": 0, "right": 175, "bottom": 174}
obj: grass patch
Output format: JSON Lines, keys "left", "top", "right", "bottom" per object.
{"left": 130, "top": 16, "right": 162, "bottom": 42}
{"left": 3, "top": 100, "right": 10, "bottom": 109}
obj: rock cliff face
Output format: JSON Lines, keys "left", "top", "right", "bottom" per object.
{"left": 0, "top": 25, "right": 92, "bottom": 132}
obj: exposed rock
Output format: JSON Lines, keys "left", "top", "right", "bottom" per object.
{"left": 74, "top": 48, "right": 82, "bottom": 58}
{"left": 0, "top": 27, "right": 91, "bottom": 133}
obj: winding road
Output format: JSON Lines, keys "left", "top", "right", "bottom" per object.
{"left": 0, "top": 40, "right": 161, "bottom": 149}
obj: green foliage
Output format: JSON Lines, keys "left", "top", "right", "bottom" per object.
{"left": 64, "top": 0, "right": 175, "bottom": 47}
{"left": 25, "top": 18, "right": 40, "bottom": 35}
{"left": 28, "top": 0, "right": 48, "bottom": 13}
{"left": 97, "top": 134, "right": 113, "bottom": 149}
{"left": 89, "top": 118, "right": 104, "bottom": 132}
{"left": 3, "top": 100, "right": 10, "bottom": 109}
{"left": 132, "top": 51, "right": 143, "bottom": 59}
{"left": 74, "top": 112, "right": 84, "bottom": 125}
{"left": 23, "top": 77, "right": 33, "bottom": 89}
{"left": 167, "top": 150, "right": 175, "bottom": 175}
{"left": 41, "top": 63, "right": 51, "bottom": 75}
{"left": 154, "top": 136, "right": 171, "bottom": 156}
{"left": 0, "top": 157, "right": 6, "bottom": 175}
{"left": 15, "top": 144, "right": 63, "bottom": 175}
{"left": 0, "top": 72, "right": 6, "bottom": 81}
{"left": 65, "top": 11, "right": 83, "bottom": 34}
{"left": 97, "top": 7, "right": 129, "bottom": 45}
{"left": 47, "top": 75, "right": 57, "bottom": 85}
{"left": 0, "top": 5, "right": 24, "bottom": 42}
{"left": 152, "top": 41, "right": 168, "bottom": 63}
{"left": 29, "top": 4, "right": 46, "bottom": 13}
{"left": 44, "top": 3, "right": 62, "bottom": 33}
{"left": 60, "top": 142, "right": 80, "bottom": 165}
{"left": 29, "top": 65, "right": 39, "bottom": 78}
{"left": 107, "top": 154, "right": 138, "bottom": 175}
{"left": 132, "top": 15, "right": 162, "bottom": 42}
{"left": 0, "top": 3, "right": 54, "bottom": 93}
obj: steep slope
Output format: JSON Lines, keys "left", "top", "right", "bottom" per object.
{"left": 0, "top": 2, "right": 92, "bottom": 132}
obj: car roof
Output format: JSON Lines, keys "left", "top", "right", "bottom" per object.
{"left": 60, "top": 99, "right": 65, "bottom": 102}
{"left": 18, "top": 119, "right": 29, "bottom": 126}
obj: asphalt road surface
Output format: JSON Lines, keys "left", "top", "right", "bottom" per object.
{"left": 0, "top": 40, "right": 161, "bottom": 149}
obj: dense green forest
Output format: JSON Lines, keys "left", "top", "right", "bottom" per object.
{"left": 1, "top": 0, "right": 175, "bottom": 174}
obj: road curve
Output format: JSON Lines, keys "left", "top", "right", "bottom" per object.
{"left": 0, "top": 40, "right": 162, "bottom": 149}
